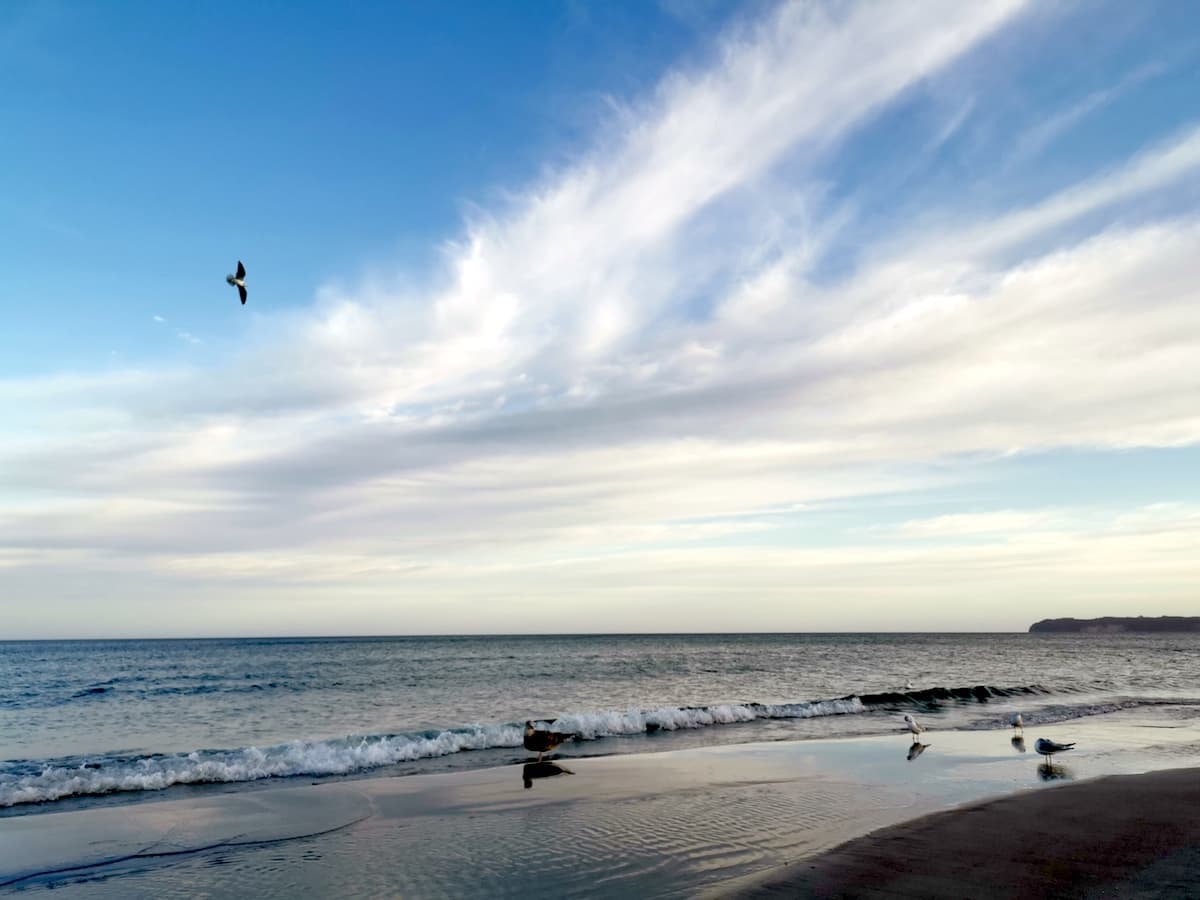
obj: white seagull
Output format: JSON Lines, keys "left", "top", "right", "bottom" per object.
{"left": 1034, "top": 738, "right": 1075, "bottom": 762}
{"left": 1011, "top": 713, "right": 1024, "bottom": 733}
{"left": 903, "top": 714, "right": 926, "bottom": 740}
{"left": 226, "top": 260, "right": 247, "bottom": 305}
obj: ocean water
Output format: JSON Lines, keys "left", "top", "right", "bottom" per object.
{"left": 2, "top": 633, "right": 1199, "bottom": 814}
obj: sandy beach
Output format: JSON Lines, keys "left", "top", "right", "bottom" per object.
{"left": 736, "top": 767, "right": 1200, "bottom": 898}
{"left": 3, "top": 706, "right": 1199, "bottom": 898}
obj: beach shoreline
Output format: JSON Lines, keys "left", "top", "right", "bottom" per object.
{"left": 3, "top": 713, "right": 1199, "bottom": 897}
{"left": 733, "top": 766, "right": 1200, "bottom": 898}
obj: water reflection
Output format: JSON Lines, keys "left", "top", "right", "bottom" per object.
{"left": 1037, "top": 763, "right": 1071, "bottom": 782}
{"left": 906, "top": 741, "right": 930, "bottom": 761}
{"left": 523, "top": 761, "right": 574, "bottom": 789}
{"left": 1011, "top": 735, "right": 1026, "bottom": 753}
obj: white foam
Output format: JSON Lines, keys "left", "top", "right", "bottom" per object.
{"left": 0, "top": 697, "right": 866, "bottom": 807}
{"left": 0, "top": 724, "right": 524, "bottom": 807}
{"left": 545, "top": 698, "right": 864, "bottom": 739}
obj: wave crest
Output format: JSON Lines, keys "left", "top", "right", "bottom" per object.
{"left": 0, "top": 697, "right": 866, "bottom": 808}
{"left": 0, "top": 684, "right": 1064, "bottom": 809}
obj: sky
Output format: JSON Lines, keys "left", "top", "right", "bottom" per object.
{"left": 2, "top": 0, "right": 1199, "bottom": 638}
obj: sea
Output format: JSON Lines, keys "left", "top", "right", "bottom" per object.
{"left": 3, "top": 632, "right": 1199, "bottom": 816}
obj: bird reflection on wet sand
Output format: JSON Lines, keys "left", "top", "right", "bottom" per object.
{"left": 523, "top": 761, "right": 574, "bottom": 789}
{"left": 1037, "top": 762, "right": 1071, "bottom": 782}
{"left": 1012, "top": 735, "right": 1026, "bottom": 753}
{"left": 906, "top": 742, "right": 930, "bottom": 761}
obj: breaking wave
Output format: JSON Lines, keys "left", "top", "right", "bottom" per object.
{"left": 0, "top": 683, "right": 1106, "bottom": 809}
{"left": 0, "top": 696, "right": 866, "bottom": 807}
{"left": 857, "top": 683, "right": 1052, "bottom": 708}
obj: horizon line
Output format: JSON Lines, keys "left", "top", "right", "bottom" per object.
{"left": 3, "top": 629, "right": 1051, "bottom": 642}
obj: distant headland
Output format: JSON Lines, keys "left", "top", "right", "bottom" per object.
{"left": 1029, "top": 616, "right": 1200, "bottom": 634}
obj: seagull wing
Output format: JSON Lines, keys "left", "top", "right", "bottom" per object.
{"left": 238, "top": 284, "right": 247, "bottom": 305}
{"left": 1035, "top": 739, "right": 1075, "bottom": 753}
{"left": 236, "top": 260, "right": 246, "bottom": 279}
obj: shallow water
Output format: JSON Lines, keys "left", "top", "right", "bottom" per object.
{"left": 3, "top": 633, "right": 1198, "bottom": 812}
{"left": 5, "top": 711, "right": 1200, "bottom": 898}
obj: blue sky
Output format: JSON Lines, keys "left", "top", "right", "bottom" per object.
{"left": 2, "top": 0, "right": 1199, "bottom": 637}
{"left": 2, "top": 1, "right": 748, "bottom": 372}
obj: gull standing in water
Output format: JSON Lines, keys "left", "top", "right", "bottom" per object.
{"left": 523, "top": 720, "right": 574, "bottom": 761}
{"left": 226, "top": 260, "right": 247, "bottom": 304}
{"left": 903, "top": 714, "right": 926, "bottom": 741}
{"left": 1011, "top": 713, "right": 1024, "bottom": 734}
{"left": 1034, "top": 738, "right": 1075, "bottom": 762}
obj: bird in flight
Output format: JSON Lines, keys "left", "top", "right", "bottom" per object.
{"left": 226, "top": 260, "right": 247, "bottom": 304}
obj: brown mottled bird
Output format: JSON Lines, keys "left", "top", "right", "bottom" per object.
{"left": 524, "top": 720, "right": 573, "bottom": 761}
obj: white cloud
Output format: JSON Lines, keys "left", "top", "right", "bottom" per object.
{"left": 949, "top": 123, "right": 1200, "bottom": 259}
{"left": 885, "top": 510, "right": 1070, "bottom": 540}
{"left": 4, "top": 502, "right": 1198, "bottom": 636}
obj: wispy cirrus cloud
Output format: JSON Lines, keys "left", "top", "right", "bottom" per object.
{"left": 1006, "top": 60, "right": 1168, "bottom": 166}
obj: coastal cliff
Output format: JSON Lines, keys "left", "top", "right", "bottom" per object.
{"left": 1029, "top": 616, "right": 1200, "bottom": 634}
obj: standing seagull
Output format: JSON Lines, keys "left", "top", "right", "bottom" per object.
{"left": 226, "top": 260, "right": 247, "bottom": 304}
{"left": 1034, "top": 738, "right": 1075, "bottom": 762}
{"left": 903, "top": 714, "right": 926, "bottom": 741}
{"left": 1011, "top": 713, "right": 1024, "bottom": 734}
{"left": 524, "top": 720, "right": 574, "bottom": 762}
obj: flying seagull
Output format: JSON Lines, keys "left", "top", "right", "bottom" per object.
{"left": 1011, "top": 713, "right": 1024, "bottom": 733}
{"left": 1034, "top": 738, "right": 1075, "bottom": 762}
{"left": 524, "top": 720, "right": 574, "bottom": 762}
{"left": 226, "top": 260, "right": 247, "bottom": 304}
{"left": 903, "top": 714, "right": 926, "bottom": 741}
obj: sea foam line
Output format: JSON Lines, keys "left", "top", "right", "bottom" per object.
{"left": 0, "top": 697, "right": 862, "bottom": 807}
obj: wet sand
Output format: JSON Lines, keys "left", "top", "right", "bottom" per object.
{"left": 736, "top": 767, "right": 1200, "bottom": 899}
{"left": 3, "top": 710, "right": 1199, "bottom": 897}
